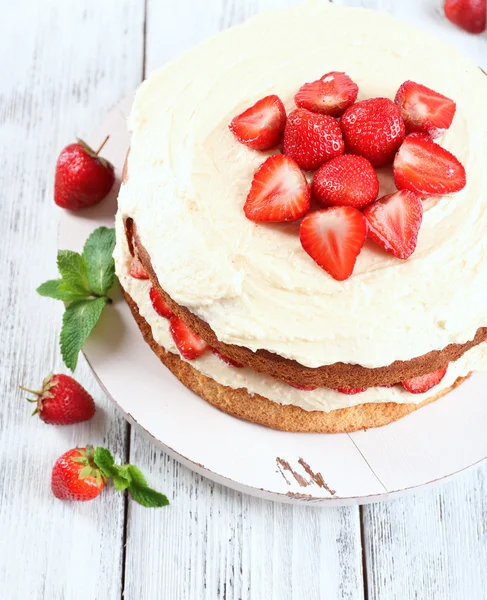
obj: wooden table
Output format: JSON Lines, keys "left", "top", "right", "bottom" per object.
{"left": 1, "top": 1, "right": 487, "bottom": 598}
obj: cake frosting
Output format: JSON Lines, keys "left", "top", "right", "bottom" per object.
{"left": 115, "top": 222, "right": 487, "bottom": 412}
{"left": 117, "top": 0, "right": 487, "bottom": 369}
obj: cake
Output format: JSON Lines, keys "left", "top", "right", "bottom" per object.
{"left": 114, "top": 1, "right": 487, "bottom": 433}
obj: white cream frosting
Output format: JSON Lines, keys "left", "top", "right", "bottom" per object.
{"left": 115, "top": 222, "right": 487, "bottom": 412}
{"left": 117, "top": 0, "right": 487, "bottom": 369}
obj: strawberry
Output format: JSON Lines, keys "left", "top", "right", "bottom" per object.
{"left": 363, "top": 190, "right": 423, "bottom": 260}
{"left": 170, "top": 316, "right": 209, "bottom": 360}
{"left": 20, "top": 374, "right": 95, "bottom": 425}
{"left": 149, "top": 287, "right": 174, "bottom": 319}
{"left": 295, "top": 72, "right": 358, "bottom": 117}
{"left": 312, "top": 155, "right": 379, "bottom": 210}
{"left": 300, "top": 207, "right": 367, "bottom": 281}
{"left": 129, "top": 256, "right": 149, "bottom": 280}
{"left": 334, "top": 387, "right": 367, "bottom": 394}
{"left": 402, "top": 366, "right": 448, "bottom": 394}
{"left": 51, "top": 446, "right": 106, "bottom": 501}
{"left": 244, "top": 154, "right": 311, "bottom": 222}
{"left": 395, "top": 81, "right": 456, "bottom": 139}
{"left": 340, "top": 98, "right": 406, "bottom": 167}
{"left": 212, "top": 349, "right": 244, "bottom": 368}
{"left": 283, "top": 108, "right": 344, "bottom": 170}
{"left": 229, "top": 95, "right": 287, "bottom": 150}
{"left": 444, "top": 0, "right": 486, "bottom": 33}
{"left": 393, "top": 133, "right": 466, "bottom": 195}
{"left": 54, "top": 136, "right": 115, "bottom": 210}
{"left": 288, "top": 383, "right": 318, "bottom": 391}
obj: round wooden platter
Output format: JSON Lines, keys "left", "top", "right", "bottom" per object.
{"left": 58, "top": 97, "right": 487, "bottom": 505}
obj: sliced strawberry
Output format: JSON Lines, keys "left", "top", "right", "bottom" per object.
{"left": 288, "top": 382, "right": 318, "bottom": 391}
{"left": 300, "top": 207, "right": 367, "bottom": 281}
{"left": 129, "top": 256, "right": 149, "bottom": 280}
{"left": 363, "top": 190, "right": 423, "bottom": 260}
{"left": 149, "top": 287, "right": 174, "bottom": 319}
{"left": 395, "top": 81, "right": 456, "bottom": 139}
{"left": 334, "top": 387, "right": 367, "bottom": 395}
{"left": 170, "top": 317, "right": 209, "bottom": 360}
{"left": 340, "top": 98, "right": 406, "bottom": 167}
{"left": 229, "top": 95, "right": 287, "bottom": 150}
{"left": 380, "top": 384, "right": 395, "bottom": 388}
{"left": 444, "top": 0, "right": 486, "bottom": 33}
{"left": 402, "top": 366, "right": 448, "bottom": 394}
{"left": 295, "top": 72, "right": 358, "bottom": 117}
{"left": 244, "top": 154, "right": 311, "bottom": 222}
{"left": 394, "top": 133, "right": 466, "bottom": 195}
{"left": 312, "top": 155, "right": 379, "bottom": 210}
{"left": 283, "top": 108, "right": 344, "bottom": 170}
{"left": 212, "top": 349, "right": 244, "bottom": 368}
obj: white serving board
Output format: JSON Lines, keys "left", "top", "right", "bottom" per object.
{"left": 58, "top": 97, "right": 487, "bottom": 505}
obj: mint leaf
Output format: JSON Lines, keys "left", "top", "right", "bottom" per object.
{"left": 37, "top": 279, "right": 89, "bottom": 302}
{"left": 60, "top": 297, "right": 108, "bottom": 370}
{"left": 82, "top": 227, "right": 116, "bottom": 296}
{"left": 57, "top": 250, "right": 91, "bottom": 297}
{"left": 113, "top": 475, "right": 131, "bottom": 491}
{"left": 126, "top": 465, "right": 169, "bottom": 508}
{"left": 94, "top": 447, "right": 116, "bottom": 478}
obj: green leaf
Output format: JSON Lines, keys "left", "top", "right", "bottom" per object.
{"left": 82, "top": 227, "right": 116, "bottom": 296}
{"left": 94, "top": 447, "right": 117, "bottom": 478}
{"left": 113, "top": 475, "right": 130, "bottom": 491}
{"left": 57, "top": 250, "right": 91, "bottom": 296}
{"left": 37, "top": 279, "right": 90, "bottom": 302}
{"left": 78, "top": 465, "right": 92, "bottom": 480}
{"left": 60, "top": 297, "right": 108, "bottom": 370}
{"left": 126, "top": 465, "right": 169, "bottom": 508}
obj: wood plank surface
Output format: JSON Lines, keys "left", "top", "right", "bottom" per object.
{"left": 0, "top": 1, "right": 143, "bottom": 598}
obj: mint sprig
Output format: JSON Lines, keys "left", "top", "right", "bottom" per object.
{"left": 93, "top": 447, "right": 169, "bottom": 508}
{"left": 37, "top": 227, "right": 116, "bottom": 370}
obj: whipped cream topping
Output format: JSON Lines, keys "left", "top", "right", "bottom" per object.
{"left": 115, "top": 223, "right": 487, "bottom": 413}
{"left": 117, "top": 0, "right": 487, "bottom": 369}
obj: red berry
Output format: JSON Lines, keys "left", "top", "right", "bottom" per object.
{"left": 54, "top": 137, "right": 115, "bottom": 210}
{"left": 129, "top": 256, "right": 149, "bottom": 280}
{"left": 402, "top": 366, "right": 448, "bottom": 394}
{"left": 312, "top": 155, "right": 379, "bottom": 209}
{"left": 229, "top": 95, "right": 286, "bottom": 150}
{"left": 149, "top": 287, "right": 174, "bottom": 319}
{"left": 51, "top": 446, "right": 106, "bottom": 501}
{"left": 244, "top": 154, "right": 311, "bottom": 222}
{"left": 393, "top": 133, "right": 466, "bottom": 196}
{"left": 363, "top": 190, "right": 423, "bottom": 260}
{"left": 444, "top": 0, "right": 486, "bottom": 33}
{"left": 212, "top": 349, "right": 244, "bottom": 368}
{"left": 283, "top": 108, "right": 344, "bottom": 170}
{"left": 334, "top": 387, "right": 367, "bottom": 395}
{"left": 340, "top": 98, "right": 406, "bottom": 167}
{"left": 170, "top": 317, "right": 209, "bottom": 360}
{"left": 300, "top": 207, "right": 367, "bottom": 281}
{"left": 21, "top": 374, "right": 95, "bottom": 425}
{"left": 395, "top": 81, "right": 456, "bottom": 139}
{"left": 295, "top": 71, "right": 358, "bottom": 117}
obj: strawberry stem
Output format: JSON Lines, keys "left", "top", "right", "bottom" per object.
{"left": 95, "top": 135, "right": 109, "bottom": 156}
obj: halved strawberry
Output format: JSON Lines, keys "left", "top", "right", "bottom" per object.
{"left": 169, "top": 317, "right": 209, "bottom": 360}
{"left": 229, "top": 95, "right": 287, "bottom": 150}
{"left": 444, "top": 0, "right": 486, "bottom": 34}
{"left": 402, "top": 366, "right": 448, "bottom": 394}
{"left": 288, "top": 382, "right": 318, "bottom": 391}
{"left": 300, "top": 207, "right": 367, "bottom": 281}
{"left": 149, "top": 287, "right": 174, "bottom": 319}
{"left": 395, "top": 81, "right": 456, "bottom": 139}
{"left": 363, "top": 190, "right": 423, "bottom": 260}
{"left": 295, "top": 72, "right": 358, "bottom": 117}
{"left": 334, "top": 387, "right": 367, "bottom": 395}
{"left": 244, "top": 154, "right": 311, "bottom": 222}
{"left": 129, "top": 256, "right": 149, "bottom": 280}
{"left": 394, "top": 133, "right": 466, "bottom": 195}
{"left": 212, "top": 349, "right": 244, "bottom": 368}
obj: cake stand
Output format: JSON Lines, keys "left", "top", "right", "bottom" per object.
{"left": 58, "top": 97, "right": 487, "bottom": 505}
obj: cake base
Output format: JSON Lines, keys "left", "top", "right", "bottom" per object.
{"left": 123, "top": 288, "right": 470, "bottom": 433}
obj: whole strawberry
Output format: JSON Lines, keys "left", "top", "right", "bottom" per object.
{"left": 51, "top": 446, "right": 106, "bottom": 501}
{"left": 54, "top": 136, "right": 115, "bottom": 210}
{"left": 20, "top": 373, "right": 95, "bottom": 425}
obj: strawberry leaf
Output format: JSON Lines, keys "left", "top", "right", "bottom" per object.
{"left": 57, "top": 250, "right": 91, "bottom": 296}
{"left": 37, "top": 279, "right": 90, "bottom": 302}
{"left": 60, "top": 297, "right": 108, "bottom": 370}
{"left": 82, "top": 227, "right": 116, "bottom": 296}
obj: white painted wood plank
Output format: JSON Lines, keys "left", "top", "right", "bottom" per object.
{"left": 125, "top": 1, "right": 363, "bottom": 598}
{"left": 0, "top": 1, "right": 144, "bottom": 598}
